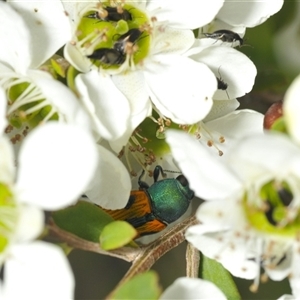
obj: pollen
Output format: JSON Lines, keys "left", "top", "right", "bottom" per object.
{"left": 75, "top": 1, "right": 152, "bottom": 73}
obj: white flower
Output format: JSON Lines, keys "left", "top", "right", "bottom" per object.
{"left": 283, "top": 73, "right": 300, "bottom": 145}
{"left": 1, "top": 2, "right": 89, "bottom": 144}
{"left": 0, "top": 115, "right": 99, "bottom": 297}
{"left": 60, "top": 0, "right": 225, "bottom": 150}
{"left": 160, "top": 277, "right": 226, "bottom": 300}
{"left": 166, "top": 130, "right": 300, "bottom": 294}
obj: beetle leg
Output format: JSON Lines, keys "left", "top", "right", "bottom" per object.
{"left": 153, "top": 165, "right": 167, "bottom": 182}
{"left": 126, "top": 212, "right": 155, "bottom": 228}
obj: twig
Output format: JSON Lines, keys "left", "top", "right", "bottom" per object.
{"left": 48, "top": 222, "right": 141, "bottom": 262}
{"left": 186, "top": 242, "right": 200, "bottom": 278}
{"left": 106, "top": 215, "right": 198, "bottom": 299}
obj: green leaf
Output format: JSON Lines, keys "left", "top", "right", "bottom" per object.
{"left": 109, "top": 271, "right": 161, "bottom": 300}
{"left": 100, "top": 220, "right": 137, "bottom": 250}
{"left": 200, "top": 253, "right": 241, "bottom": 300}
{"left": 52, "top": 201, "right": 115, "bottom": 243}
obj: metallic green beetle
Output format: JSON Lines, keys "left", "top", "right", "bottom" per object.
{"left": 102, "top": 165, "right": 194, "bottom": 237}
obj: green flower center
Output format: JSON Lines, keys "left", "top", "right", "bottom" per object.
{"left": 3, "top": 77, "right": 58, "bottom": 144}
{"left": 244, "top": 180, "right": 300, "bottom": 236}
{"left": 0, "top": 183, "right": 18, "bottom": 256}
{"left": 77, "top": 2, "right": 151, "bottom": 72}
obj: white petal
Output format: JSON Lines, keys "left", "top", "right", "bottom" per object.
{"left": 186, "top": 224, "right": 259, "bottom": 279}
{"left": 166, "top": 130, "right": 242, "bottom": 200}
{"left": 191, "top": 46, "right": 257, "bottom": 100}
{"left": 147, "top": 0, "right": 224, "bottom": 29}
{"left": 227, "top": 133, "right": 300, "bottom": 182}
{"left": 16, "top": 123, "right": 98, "bottom": 210}
{"left": 0, "top": 136, "right": 15, "bottom": 185}
{"left": 201, "top": 18, "right": 246, "bottom": 38}
{"left": 265, "top": 249, "right": 292, "bottom": 281}
{"left": 85, "top": 145, "right": 131, "bottom": 209}
{"left": 112, "top": 71, "right": 150, "bottom": 120}
{"left": 60, "top": 1, "right": 78, "bottom": 22}
{"left": 160, "top": 277, "right": 226, "bottom": 300}
{"left": 76, "top": 71, "right": 131, "bottom": 140}
{"left": 15, "top": 205, "right": 44, "bottom": 242}
{"left": 150, "top": 27, "right": 194, "bottom": 56}
{"left": 8, "top": 0, "right": 72, "bottom": 68}
{"left": 109, "top": 102, "right": 151, "bottom": 153}
{"left": 203, "top": 99, "right": 240, "bottom": 122}
{"left": 217, "top": 0, "right": 284, "bottom": 27}
{"left": 0, "top": 2, "right": 31, "bottom": 73}
{"left": 283, "top": 74, "right": 300, "bottom": 145}
{"left": 145, "top": 55, "right": 216, "bottom": 124}
{"left": 64, "top": 42, "right": 91, "bottom": 73}
{"left": 0, "top": 87, "right": 7, "bottom": 133}
{"left": 278, "top": 295, "right": 296, "bottom": 300}
{"left": 4, "top": 241, "right": 74, "bottom": 299}
{"left": 29, "top": 71, "right": 91, "bottom": 129}
{"left": 289, "top": 250, "right": 300, "bottom": 299}
{"left": 195, "top": 196, "right": 246, "bottom": 227}
{"left": 186, "top": 199, "right": 259, "bottom": 280}
{"left": 204, "top": 109, "right": 264, "bottom": 157}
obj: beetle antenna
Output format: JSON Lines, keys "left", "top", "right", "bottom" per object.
{"left": 163, "top": 170, "right": 182, "bottom": 174}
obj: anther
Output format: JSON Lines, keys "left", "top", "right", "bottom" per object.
{"left": 130, "top": 170, "right": 137, "bottom": 177}
{"left": 5, "top": 125, "right": 13, "bottom": 134}
{"left": 260, "top": 273, "right": 269, "bottom": 283}
{"left": 219, "top": 136, "right": 225, "bottom": 143}
{"left": 193, "top": 122, "right": 225, "bottom": 156}
{"left": 249, "top": 283, "right": 258, "bottom": 293}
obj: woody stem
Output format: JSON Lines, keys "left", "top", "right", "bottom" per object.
{"left": 105, "top": 215, "right": 198, "bottom": 299}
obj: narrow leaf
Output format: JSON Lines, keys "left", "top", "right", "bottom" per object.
{"left": 200, "top": 253, "right": 241, "bottom": 300}
{"left": 52, "top": 201, "right": 114, "bottom": 243}
{"left": 109, "top": 271, "right": 161, "bottom": 300}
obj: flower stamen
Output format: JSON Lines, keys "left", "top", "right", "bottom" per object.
{"left": 189, "top": 122, "right": 225, "bottom": 156}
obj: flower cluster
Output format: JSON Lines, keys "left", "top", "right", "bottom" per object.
{"left": 167, "top": 73, "right": 300, "bottom": 298}
{"left": 0, "top": 0, "right": 287, "bottom": 298}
